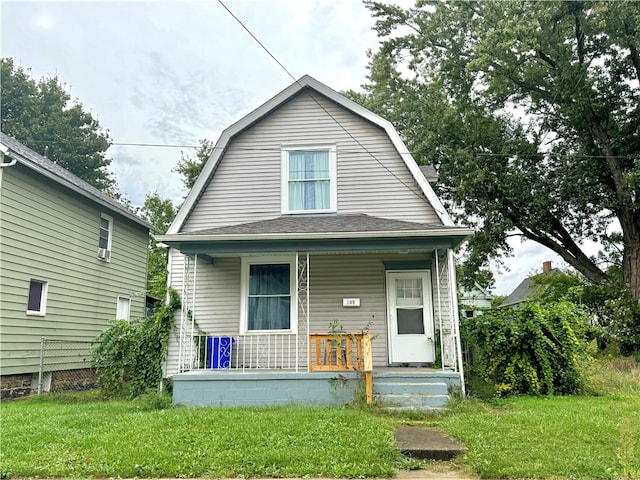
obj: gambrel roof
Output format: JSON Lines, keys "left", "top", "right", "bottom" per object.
{"left": 168, "top": 75, "right": 455, "bottom": 235}
{"left": 0, "top": 132, "right": 152, "bottom": 230}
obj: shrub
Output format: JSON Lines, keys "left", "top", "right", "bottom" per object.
{"left": 92, "top": 289, "right": 180, "bottom": 396}
{"left": 462, "top": 301, "right": 591, "bottom": 397}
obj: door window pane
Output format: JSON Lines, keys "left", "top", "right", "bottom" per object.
{"left": 396, "top": 279, "right": 423, "bottom": 307}
{"left": 397, "top": 308, "right": 425, "bottom": 334}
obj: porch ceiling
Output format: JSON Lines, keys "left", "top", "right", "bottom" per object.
{"left": 157, "top": 214, "right": 473, "bottom": 256}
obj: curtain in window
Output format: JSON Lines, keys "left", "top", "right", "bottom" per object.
{"left": 288, "top": 150, "right": 330, "bottom": 210}
{"left": 248, "top": 264, "right": 291, "bottom": 330}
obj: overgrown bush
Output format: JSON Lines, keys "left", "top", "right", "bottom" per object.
{"left": 92, "top": 289, "right": 180, "bottom": 396}
{"left": 531, "top": 267, "right": 640, "bottom": 355}
{"left": 462, "top": 301, "right": 591, "bottom": 397}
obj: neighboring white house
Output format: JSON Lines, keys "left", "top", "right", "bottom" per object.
{"left": 157, "top": 76, "right": 473, "bottom": 407}
{"left": 460, "top": 283, "right": 493, "bottom": 319}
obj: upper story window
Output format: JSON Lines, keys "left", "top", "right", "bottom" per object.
{"left": 281, "top": 145, "right": 336, "bottom": 214}
{"left": 27, "top": 279, "right": 48, "bottom": 316}
{"left": 98, "top": 213, "right": 113, "bottom": 261}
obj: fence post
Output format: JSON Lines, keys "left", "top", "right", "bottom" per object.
{"left": 363, "top": 334, "right": 373, "bottom": 405}
{"left": 38, "top": 336, "right": 45, "bottom": 395}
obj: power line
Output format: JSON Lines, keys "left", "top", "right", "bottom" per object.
{"left": 217, "top": 0, "right": 439, "bottom": 210}
{"left": 23, "top": 138, "right": 636, "bottom": 160}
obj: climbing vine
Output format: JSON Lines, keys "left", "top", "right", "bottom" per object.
{"left": 461, "top": 301, "right": 591, "bottom": 397}
{"left": 92, "top": 289, "right": 180, "bottom": 396}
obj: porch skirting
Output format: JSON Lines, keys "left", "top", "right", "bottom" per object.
{"left": 172, "top": 369, "right": 461, "bottom": 408}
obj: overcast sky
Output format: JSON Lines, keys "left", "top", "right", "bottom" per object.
{"left": 1, "top": 0, "right": 570, "bottom": 294}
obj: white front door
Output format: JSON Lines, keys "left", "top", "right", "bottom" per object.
{"left": 386, "top": 271, "right": 435, "bottom": 364}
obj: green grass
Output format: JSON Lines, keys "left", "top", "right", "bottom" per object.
{"left": 2, "top": 358, "right": 639, "bottom": 479}
{"left": 438, "top": 395, "right": 640, "bottom": 479}
{"left": 429, "top": 356, "right": 640, "bottom": 479}
{"left": 0, "top": 395, "right": 403, "bottom": 478}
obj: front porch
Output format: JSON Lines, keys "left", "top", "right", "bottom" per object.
{"left": 172, "top": 332, "right": 460, "bottom": 408}
{"left": 172, "top": 368, "right": 461, "bottom": 408}
{"left": 162, "top": 217, "right": 470, "bottom": 409}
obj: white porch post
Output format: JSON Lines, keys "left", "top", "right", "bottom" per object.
{"left": 434, "top": 249, "right": 445, "bottom": 372}
{"left": 447, "top": 249, "right": 466, "bottom": 396}
{"left": 188, "top": 254, "right": 198, "bottom": 371}
{"left": 296, "top": 252, "right": 310, "bottom": 373}
{"left": 178, "top": 254, "right": 197, "bottom": 373}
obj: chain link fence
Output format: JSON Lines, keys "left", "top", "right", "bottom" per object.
{"left": 38, "top": 338, "right": 99, "bottom": 394}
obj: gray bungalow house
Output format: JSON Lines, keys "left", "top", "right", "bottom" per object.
{"left": 0, "top": 133, "right": 151, "bottom": 398}
{"left": 158, "top": 76, "right": 473, "bottom": 408}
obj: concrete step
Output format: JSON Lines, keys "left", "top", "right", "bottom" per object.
{"left": 374, "top": 381, "right": 449, "bottom": 396}
{"left": 395, "top": 426, "right": 467, "bottom": 460}
{"left": 378, "top": 392, "right": 449, "bottom": 408}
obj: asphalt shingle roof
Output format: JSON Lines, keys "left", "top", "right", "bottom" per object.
{"left": 0, "top": 132, "right": 151, "bottom": 229}
{"left": 184, "top": 214, "right": 458, "bottom": 237}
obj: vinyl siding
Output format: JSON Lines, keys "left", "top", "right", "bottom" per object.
{"left": 164, "top": 251, "right": 457, "bottom": 374}
{"left": 0, "top": 165, "right": 149, "bottom": 375}
{"left": 183, "top": 91, "right": 440, "bottom": 232}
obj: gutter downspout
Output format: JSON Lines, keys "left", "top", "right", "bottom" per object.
{"left": 0, "top": 144, "right": 16, "bottom": 167}
{"left": 0, "top": 158, "right": 17, "bottom": 167}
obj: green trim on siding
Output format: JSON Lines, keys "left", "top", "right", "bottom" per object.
{"left": 383, "top": 260, "right": 432, "bottom": 270}
{"left": 172, "top": 236, "right": 460, "bottom": 256}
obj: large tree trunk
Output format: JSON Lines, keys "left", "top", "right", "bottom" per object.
{"left": 583, "top": 105, "right": 640, "bottom": 300}
{"left": 621, "top": 216, "right": 640, "bottom": 300}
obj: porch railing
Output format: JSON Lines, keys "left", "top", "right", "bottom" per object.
{"left": 193, "top": 333, "right": 300, "bottom": 372}
{"left": 308, "top": 333, "right": 373, "bottom": 404}
{"left": 235, "top": 333, "right": 299, "bottom": 371}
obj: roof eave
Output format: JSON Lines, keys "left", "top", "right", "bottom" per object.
{"left": 2, "top": 143, "right": 153, "bottom": 230}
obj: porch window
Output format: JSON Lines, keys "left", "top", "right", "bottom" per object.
{"left": 281, "top": 145, "right": 336, "bottom": 213}
{"left": 241, "top": 257, "right": 296, "bottom": 332}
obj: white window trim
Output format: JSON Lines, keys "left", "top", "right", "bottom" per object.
{"left": 116, "top": 295, "right": 131, "bottom": 321}
{"left": 281, "top": 143, "right": 337, "bottom": 214}
{"left": 240, "top": 255, "right": 298, "bottom": 334}
{"left": 26, "top": 279, "right": 48, "bottom": 316}
{"left": 98, "top": 213, "right": 113, "bottom": 262}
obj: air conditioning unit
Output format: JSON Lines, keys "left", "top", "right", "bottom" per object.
{"left": 97, "top": 248, "right": 110, "bottom": 260}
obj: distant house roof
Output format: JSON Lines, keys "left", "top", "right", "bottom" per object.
{"left": 501, "top": 261, "right": 556, "bottom": 307}
{"left": 0, "top": 132, "right": 152, "bottom": 230}
{"left": 460, "top": 282, "right": 493, "bottom": 301}
{"left": 168, "top": 75, "right": 455, "bottom": 235}
{"left": 501, "top": 277, "right": 537, "bottom": 306}
{"left": 419, "top": 165, "right": 438, "bottom": 183}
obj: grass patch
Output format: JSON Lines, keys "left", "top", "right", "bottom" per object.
{"left": 587, "top": 356, "right": 640, "bottom": 396}
{"left": 0, "top": 395, "right": 401, "bottom": 478}
{"left": 438, "top": 395, "right": 640, "bottom": 479}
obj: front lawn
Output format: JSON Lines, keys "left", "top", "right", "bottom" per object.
{"left": 2, "top": 358, "right": 639, "bottom": 479}
{"left": 438, "top": 394, "right": 640, "bottom": 479}
{"left": 0, "top": 394, "right": 403, "bottom": 478}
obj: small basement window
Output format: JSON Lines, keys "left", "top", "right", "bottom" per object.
{"left": 27, "top": 279, "right": 48, "bottom": 315}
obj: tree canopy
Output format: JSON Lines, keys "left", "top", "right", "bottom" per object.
{"left": 1, "top": 58, "right": 115, "bottom": 192}
{"left": 173, "top": 138, "right": 215, "bottom": 190}
{"left": 352, "top": 1, "right": 640, "bottom": 299}
{"left": 139, "top": 191, "right": 177, "bottom": 298}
